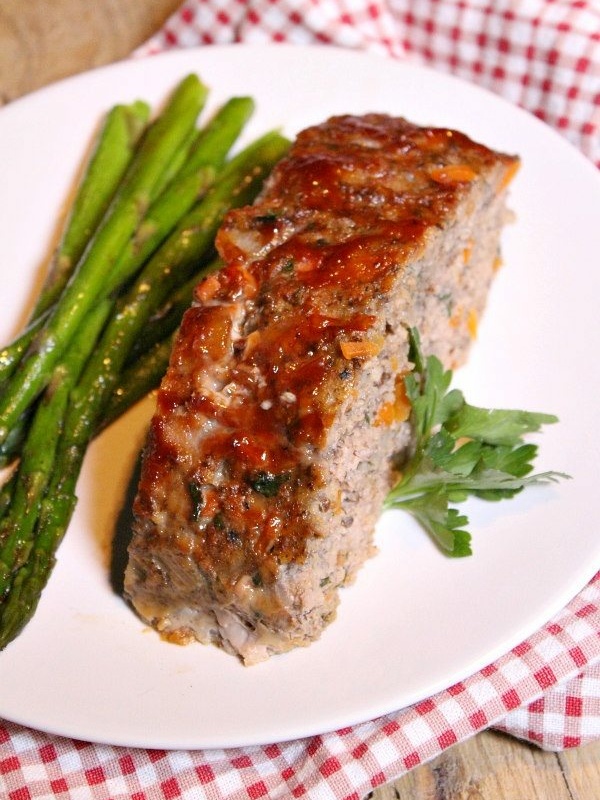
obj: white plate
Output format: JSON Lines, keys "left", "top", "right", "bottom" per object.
{"left": 0, "top": 45, "right": 599, "bottom": 750}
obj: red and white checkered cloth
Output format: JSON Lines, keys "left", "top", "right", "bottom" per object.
{"left": 1, "top": 574, "right": 599, "bottom": 798}
{"left": 138, "top": 0, "right": 600, "bottom": 167}
{"left": 2, "top": 2, "right": 600, "bottom": 797}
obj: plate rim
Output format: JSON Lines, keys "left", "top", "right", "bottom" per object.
{"left": 1, "top": 43, "right": 599, "bottom": 750}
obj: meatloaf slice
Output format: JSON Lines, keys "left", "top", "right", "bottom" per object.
{"left": 125, "top": 114, "right": 519, "bottom": 664}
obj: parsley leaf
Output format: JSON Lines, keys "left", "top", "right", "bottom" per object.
{"left": 384, "top": 328, "right": 569, "bottom": 556}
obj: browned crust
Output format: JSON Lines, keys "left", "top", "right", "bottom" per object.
{"left": 132, "top": 114, "right": 519, "bottom": 596}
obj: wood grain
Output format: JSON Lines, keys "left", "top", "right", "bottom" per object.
{"left": 1, "top": 1, "right": 599, "bottom": 797}
{"left": 370, "top": 733, "right": 600, "bottom": 799}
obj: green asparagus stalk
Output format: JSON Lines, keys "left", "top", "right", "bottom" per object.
{"left": 127, "top": 260, "right": 221, "bottom": 362}
{"left": 29, "top": 101, "right": 150, "bottom": 321}
{"left": 0, "top": 412, "right": 29, "bottom": 468}
{"left": 100, "top": 335, "right": 175, "bottom": 430}
{"left": 0, "top": 96, "right": 249, "bottom": 388}
{"left": 180, "top": 96, "right": 255, "bottom": 175}
{"left": 110, "top": 96, "right": 255, "bottom": 277}
{"left": 100, "top": 260, "right": 223, "bottom": 428}
{"left": 0, "top": 74, "right": 207, "bottom": 445}
{"left": 0, "top": 169, "right": 207, "bottom": 390}
{"left": 0, "top": 473, "right": 16, "bottom": 521}
{"left": 109, "top": 165, "right": 216, "bottom": 288}
{"left": 0, "top": 264, "right": 211, "bottom": 465}
{"left": 0, "top": 300, "right": 113, "bottom": 600}
{"left": 0, "top": 314, "right": 46, "bottom": 384}
{"left": 149, "top": 125, "right": 200, "bottom": 200}
{"left": 0, "top": 264, "right": 207, "bottom": 468}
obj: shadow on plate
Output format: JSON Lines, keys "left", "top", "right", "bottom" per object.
{"left": 109, "top": 453, "right": 143, "bottom": 596}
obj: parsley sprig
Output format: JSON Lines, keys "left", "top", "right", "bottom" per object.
{"left": 384, "top": 329, "right": 568, "bottom": 557}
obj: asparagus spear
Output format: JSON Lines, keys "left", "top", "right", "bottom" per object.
{"left": 0, "top": 301, "right": 113, "bottom": 600}
{"left": 0, "top": 167, "right": 207, "bottom": 390}
{"left": 0, "top": 262, "right": 211, "bottom": 468}
{"left": 0, "top": 97, "right": 250, "bottom": 383}
{"left": 179, "top": 96, "right": 255, "bottom": 176}
{"left": 0, "top": 263, "right": 211, "bottom": 464}
{"left": 100, "top": 335, "right": 175, "bottom": 430}
{"left": 109, "top": 165, "right": 216, "bottom": 288}
{"left": 0, "top": 314, "right": 46, "bottom": 384}
{"left": 0, "top": 474, "right": 16, "bottom": 521}
{"left": 104, "top": 97, "right": 255, "bottom": 294}
{"left": 126, "top": 259, "right": 221, "bottom": 362}
{"left": 30, "top": 101, "right": 150, "bottom": 321}
{"left": 0, "top": 412, "right": 29, "bottom": 468}
{"left": 0, "top": 74, "right": 207, "bottom": 445}
{"left": 100, "top": 260, "right": 223, "bottom": 428}
{"left": 149, "top": 125, "right": 200, "bottom": 200}
{"left": 0, "top": 93, "right": 250, "bottom": 400}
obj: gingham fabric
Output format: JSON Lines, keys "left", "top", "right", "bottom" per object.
{"left": 137, "top": 0, "right": 600, "bottom": 167}
{"left": 2, "top": 2, "right": 600, "bottom": 797}
{"left": 1, "top": 574, "right": 599, "bottom": 798}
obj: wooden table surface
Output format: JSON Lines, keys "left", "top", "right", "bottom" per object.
{"left": 1, "top": 1, "right": 598, "bottom": 797}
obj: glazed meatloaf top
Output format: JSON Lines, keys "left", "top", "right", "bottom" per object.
{"left": 133, "top": 114, "right": 518, "bottom": 592}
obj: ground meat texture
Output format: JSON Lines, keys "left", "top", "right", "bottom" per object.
{"left": 125, "top": 114, "right": 519, "bottom": 664}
